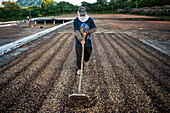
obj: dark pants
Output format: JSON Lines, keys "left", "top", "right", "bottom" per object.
{"left": 75, "top": 46, "right": 92, "bottom": 69}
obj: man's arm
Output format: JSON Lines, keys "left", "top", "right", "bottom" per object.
{"left": 75, "top": 30, "right": 84, "bottom": 42}
{"left": 86, "top": 28, "right": 97, "bottom": 34}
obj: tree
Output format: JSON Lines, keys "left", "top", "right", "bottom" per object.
{"left": 2, "top": 1, "right": 21, "bottom": 18}
{"left": 28, "top": 6, "right": 40, "bottom": 17}
{"left": 161, "top": 0, "right": 170, "bottom": 6}
{"left": 0, "top": 7, "right": 4, "bottom": 18}
{"left": 97, "top": 0, "right": 107, "bottom": 5}
{"left": 81, "top": 1, "right": 91, "bottom": 12}
{"left": 57, "top": 1, "right": 73, "bottom": 13}
{"left": 0, "top": 0, "right": 169, "bottom": 21}
{"left": 41, "top": 0, "right": 53, "bottom": 10}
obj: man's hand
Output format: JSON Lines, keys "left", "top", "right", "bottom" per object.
{"left": 81, "top": 40, "right": 85, "bottom": 46}
{"left": 81, "top": 33, "right": 86, "bottom": 46}
{"left": 83, "top": 32, "right": 87, "bottom": 38}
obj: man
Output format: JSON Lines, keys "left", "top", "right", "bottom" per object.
{"left": 27, "top": 16, "right": 29, "bottom": 21}
{"left": 29, "top": 19, "right": 31, "bottom": 27}
{"left": 73, "top": 6, "right": 97, "bottom": 74}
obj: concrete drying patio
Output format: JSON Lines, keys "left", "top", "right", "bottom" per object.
{"left": 0, "top": 14, "right": 169, "bottom": 112}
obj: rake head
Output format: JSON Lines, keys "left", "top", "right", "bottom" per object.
{"left": 68, "top": 93, "right": 89, "bottom": 100}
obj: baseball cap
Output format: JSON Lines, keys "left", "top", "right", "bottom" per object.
{"left": 78, "top": 6, "right": 86, "bottom": 15}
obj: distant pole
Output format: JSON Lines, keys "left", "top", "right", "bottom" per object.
{"left": 29, "top": 7, "right": 31, "bottom": 19}
{"left": 27, "top": 1, "right": 31, "bottom": 19}
{"left": 112, "top": 5, "right": 113, "bottom": 12}
{"left": 136, "top": 0, "right": 138, "bottom": 8}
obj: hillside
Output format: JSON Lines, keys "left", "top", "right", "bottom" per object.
{"left": 16, "top": 0, "right": 42, "bottom": 7}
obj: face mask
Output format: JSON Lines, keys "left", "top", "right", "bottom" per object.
{"left": 77, "top": 12, "right": 89, "bottom": 22}
{"left": 78, "top": 16, "right": 88, "bottom": 22}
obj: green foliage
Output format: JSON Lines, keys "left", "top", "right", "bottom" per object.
{"left": 0, "top": 0, "right": 170, "bottom": 21}
{"left": 40, "top": 1, "right": 76, "bottom": 16}
{"left": 97, "top": 0, "right": 107, "bottom": 4}
{"left": 137, "top": 11, "right": 154, "bottom": 16}
{"left": 2, "top": 1, "right": 21, "bottom": 18}
{"left": 41, "top": 0, "right": 53, "bottom": 10}
{"left": 0, "top": 7, "right": 4, "bottom": 18}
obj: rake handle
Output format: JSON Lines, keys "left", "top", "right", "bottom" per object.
{"left": 78, "top": 40, "right": 85, "bottom": 94}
